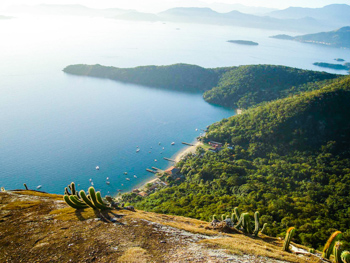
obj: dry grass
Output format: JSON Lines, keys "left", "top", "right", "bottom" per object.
{"left": 11, "top": 190, "right": 63, "bottom": 200}
{"left": 201, "top": 236, "right": 322, "bottom": 263}
{"left": 2, "top": 200, "right": 42, "bottom": 210}
{"left": 117, "top": 247, "right": 150, "bottom": 263}
{"left": 49, "top": 207, "right": 97, "bottom": 221}
{"left": 129, "top": 210, "right": 217, "bottom": 236}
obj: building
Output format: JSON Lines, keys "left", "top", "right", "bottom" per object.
{"left": 164, "top": 166, "right": 180, "bottom": 177}
{"left": 208, "top": 141, "right": 223, "bottom": 150}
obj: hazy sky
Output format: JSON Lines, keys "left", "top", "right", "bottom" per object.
{"left": 1, "top": 0, "right": 350, "bottom": 11}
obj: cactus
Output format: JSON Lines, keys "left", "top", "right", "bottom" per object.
{"left": 235, "top": 214, "right": 243, "bottom": 229}
{"left": 23, "top": 183, "right": 28, "bottom": 190}
{"left": 260, "top": 223, "right": 267, "bottom": 234}
{"left": 88, "top": 187, "right": 110, "bottom": 210}
{"left": 283, "top": 227, "right": 295, "bottom": 252}
{"left": 63, "top": 195, "right": 87, "bottom": 209}
{"left": 253, "top": 211, "right": 260, "bottom": 236}
{"left": 96, "top": 191, "right": 109, "bottom": 207}
{"left": 79, "top": 190, "right": 96, "bottom": 209}
{"left": 341, "top": 251, "right": 350, "bottom": 263}
{"left": 230, "top": 212, "right": 236, "bottom": 224}
{"left": 334, "top": 241, "right": 343, "bottom": 263}
{"left": 65, "top": 187, "right": 71, "bottom": 196}
{"left": 242, "top": 213, "right": 252, "bottom": 234}
{"left": 322, "top": 231, "right": 342, "bottom": 259}
{"left": 69, "top": 195, "right": 88, "bottom": 208}
{"left": 221, "top": 214, "right": 226, "bottom": 221}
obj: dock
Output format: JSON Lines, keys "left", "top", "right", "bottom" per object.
{"left": 163, "top": 157, "right": 175, "bottom": 162}
{"left": 152, "top": 167, "right": 162, "bottom": 171}
{"left": 182, "top": 142, "right": 194, "bottom": 146}
{"left": 146, "top": 168, "right": 157, "bottom": 174}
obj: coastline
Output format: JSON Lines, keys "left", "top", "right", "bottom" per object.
{"left": 120, "top": 140, "right": 202, "bottom": 196}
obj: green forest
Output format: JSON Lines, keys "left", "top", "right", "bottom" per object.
{"left": 123, "top": 75, "right": 350, "bottom": 250}
{"left": 63, "top": 63, "right": 339, "bottom": 109}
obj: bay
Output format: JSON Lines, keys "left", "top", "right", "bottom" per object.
{"left": 0, "top": 15, "right": 349, "bottom": 195}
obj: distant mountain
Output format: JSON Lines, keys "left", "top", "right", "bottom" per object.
{"left": 271, "top": 26, "right": 350, "bottom": 49}
{"left": 268, "top": 4, "right": 350, "bottom": 28}
{"left": 158, "top": 7, "right": 328, "bottom": 32}
{"left": 208, "top": 3, "right": 277, "bottom": 15}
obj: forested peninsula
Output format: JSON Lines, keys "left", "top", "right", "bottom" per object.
{"left": 63, "top": 64, "right": 339, "bottom": 109}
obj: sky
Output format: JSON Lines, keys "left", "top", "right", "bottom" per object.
{"left": 1, "top": 0, "right": 350, "bottom": 12}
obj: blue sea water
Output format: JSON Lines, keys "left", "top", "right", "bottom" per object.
{"left": 0, "top": 16, "right": 349, "bottom": 195}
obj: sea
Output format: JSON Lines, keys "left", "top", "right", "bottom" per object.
{"left": 0, "top": 15, "right": 349, "bottom": 196}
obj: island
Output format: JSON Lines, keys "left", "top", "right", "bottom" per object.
{"left": 227, "top": 40, "right": 259, "bottom": 46}
{"left": 335, "top": 58, "right": 345, "bottom": 62}
{"left": 313, "top": 62, "right": 350, "bottom": 71}
{"left": 270, "top": 26, "right": 350, "bottom": 49}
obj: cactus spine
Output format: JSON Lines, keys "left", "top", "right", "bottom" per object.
{"left": 283, "top": 227, "right": 295, "bottom": 252}
{"left": 334, "top": 241, "right": 343, "bottom": 263}
{"left": 63, "top": 195, "right": 86, "bottom": 209}
{"left": 341, "top": 251, "right": 350, "bottom": 263}
{"left": 253, "top": 211, "right": 260, "bottom": 236}
{"left": 23, "top": 183, "right": 28, "bottom": 190}
{"left": 322, "top": 231, "right": 342, "bottom": 259}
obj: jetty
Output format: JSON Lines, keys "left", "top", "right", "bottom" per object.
{"left": 146, "top": 168, "right": 157, "bottom": 174}
{"left": 182, "top": 142, "right": 194, "bottom": 146}
{"left": 163, "top": 157, "right": 175, "bottom": 162}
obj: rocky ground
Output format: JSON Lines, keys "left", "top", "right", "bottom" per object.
{"left": 0, "top": 190, "right": 324, "bottom": 262}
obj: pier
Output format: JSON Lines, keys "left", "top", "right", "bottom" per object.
{"left": 163, "top": 157, "right": 175, "bottom": 162}
{"left": 182, "top": 142, "right": 194, "bottom": 146}
{"left": 146, "top": 168, "right": 157, "bottom": 174}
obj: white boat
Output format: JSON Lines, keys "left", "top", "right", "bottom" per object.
{"left": 154, "top": 159, "right": 157, "bottom": 162}
{"left": 89, "top": 179, "right": 92, "bottom": 182}
{"left": 134, "top": 175, "right": 137, "bottom": 178}
{"left": 36, "top": 185, "right": 42, "bottom": 189}
{"left": 106, "top": 177, "right": 109, "bottom": 180}
{"left": 124, "top": 172, "right": 128, "bottom": 175}
{"left": 195, "top": 128, "right": 198, "bottom": 131}
{"left": 162, "top": 147, "right": 165, "bottom": 150}
{"left": 96, "top": 166, "right": 100, "bottom": 170}
{"left": 106, "top": 181, "right": 110, "bottom": 185}
{"left": 171, "top": 142, "right": 175, "bottom": 145}
{"left": 158, "top": 142, "right": 161, "bottom": 145}
{"left": 91, "top": 182, "right": 94, "bottom": 186}
{"left": 136, "top": 149, "right": 140, "bottom": 153}
{"left": 126, "top": 178, "right": 130, "bottom": 181}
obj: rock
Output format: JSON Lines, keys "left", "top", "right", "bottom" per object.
{"left": 125, "top": 206, "right": 135, "bottom": 211}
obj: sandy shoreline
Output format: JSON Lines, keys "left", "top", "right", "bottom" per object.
{"left": 119, "top": 141, "right": 202, "bottom": 196}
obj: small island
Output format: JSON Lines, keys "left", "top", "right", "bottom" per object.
{"left": 313, "top": 62, "right": 350, "bottom": 71}
{"left": 227, "top": 40, "right": 259, "bottom": 46}
{"left": 335, "top": 58, "right": 345, "bottom": 62}
{"left": 270, "top": 34, "right": 294, "bottom": 40}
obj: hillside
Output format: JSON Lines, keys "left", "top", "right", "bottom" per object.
{"left": 271, "top": 26, "right": 350, "bottom": 49}
{"left": 63, "top": 64, "right": 221, "bottom": 92}
{"left": 203, "top": 65, "right": 339, "bottom": 109}
{"left": 0, "top": 190, "right": 319, "bottom": 262}
{"left": 127, "top": 76, "right": 350, "bottom": 250}
{"left": 63, "top": 64, "right": 339, "bottom": 109}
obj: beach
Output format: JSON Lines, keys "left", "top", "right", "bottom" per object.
{"left": 124, "top": 141, "right": 203, "bottom": 195}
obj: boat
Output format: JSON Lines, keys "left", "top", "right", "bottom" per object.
{"left": 136, "top": 149, "right": 140, "bottom": 153}
{"left": 91, "top": 182, "right": 94, "bottom": 186}
{"left": 158, "top": 142, "right": 161, "bottom": 145}
{"left": 121, "top": 184, "right": 124, "bottom": 186}
{"left": 149, "top": 151, "right": 151, "bottom": 153}
{"left": 154, "top": 159, "right": 157, "bottom": 162}
{"left": 89, "top": 179, "right": 92, "bottom": 182}
{"left": 162, "top": 147, "right": 164, "bottom": 150}
{"left": 126, "top": 178, "right": 130, "bottom": 181}
{"left": 96, "top": 166, "right": 100, "bottom": 170}
{"left": 106, "top": 177, "right": 109, "bottom": 180}
{"left": 134, "top": 175, "right": 137, "bottom": 178}
{"left": 171, "top": 142, "right": 175, "bottom": 145}
{"left": 124, "top": 172, "right": 128, "bottom": 175}
{"left": 106, "top": 181, "right": 110, "bottom": 185}
{"left": 36, "top": 185, "right": 42, "bottom": 189}
{"left": 195, "top": 128, "right": 198, "bottom": 131}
